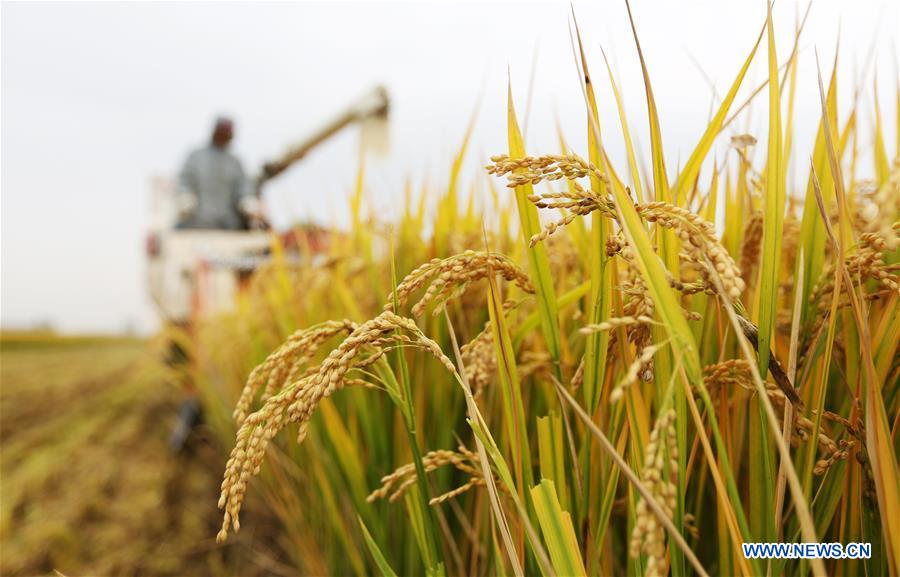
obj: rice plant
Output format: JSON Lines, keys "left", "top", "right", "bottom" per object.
{"left": 196, "top": 5, "right": 899, "bottom": 576}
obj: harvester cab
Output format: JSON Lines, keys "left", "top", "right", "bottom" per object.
{"left": 147, "top": 86, "right": 390, "bottom": 326}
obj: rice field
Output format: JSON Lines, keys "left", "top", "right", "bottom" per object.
{"left": 3, "top": 4, "right": 898, "bottom": 577}
{"left": 191, "top": 6, "right": 899, "bottom": 577}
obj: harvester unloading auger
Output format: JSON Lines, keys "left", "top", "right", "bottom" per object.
{"left": 256, "top": 85, "right": 389, "bottom": 192}
{"left": 147, "top": 85, "right": 390, "bottom": 325}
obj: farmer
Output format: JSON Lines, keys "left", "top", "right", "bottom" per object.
{"left": 168, "top": 117, "right": 265, "bottom": 453}
{"left": 176, "top": 116, "right": 263, "bottom": 230}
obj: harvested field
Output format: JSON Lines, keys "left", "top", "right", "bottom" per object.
{"left": 0, "top": 335, "right": 230, "bottom": 576}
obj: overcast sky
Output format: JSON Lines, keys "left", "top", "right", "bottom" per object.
{"left": 1, "top": 0, "right": 897, "bottom": 334}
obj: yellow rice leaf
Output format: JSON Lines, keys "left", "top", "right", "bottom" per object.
{"left": 530, "top": 480, "right": 587, "bottom": 577}
{"left": 507, "top": 83, "right": 561, "bottom": 365}
{"left": 536, "top": 413, "right": 569, "bottom": 512}
{"left": 599, "top": 48, "right": 644, "bottom": 204}
{"left": 671, "top": 25, "right": 763, "bottom": 205}
{"left": 873, "top": 86, "right": 890, "bottom": 186}
{"left": 572, "top": 21, "right": 612, "bottom": 413}
{"left": 757, "top": 1, "right": 785, "bottom": 382}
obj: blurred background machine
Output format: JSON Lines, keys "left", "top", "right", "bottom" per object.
{"left": 146, "top": 86, "right": 390, "bottom": 324}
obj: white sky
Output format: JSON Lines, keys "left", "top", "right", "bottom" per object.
{"left": 1, "top": 0, "right": 897, "bottom": 334}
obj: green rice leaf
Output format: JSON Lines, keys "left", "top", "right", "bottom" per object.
{"left": 359, "top": 517, "right": 400, "bottom": 577}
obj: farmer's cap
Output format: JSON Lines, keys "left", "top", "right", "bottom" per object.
{"left": 214, "top": 116, "right": 233, "bottom": 131}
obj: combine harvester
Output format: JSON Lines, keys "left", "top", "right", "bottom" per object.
{"left": 147, "top": 86, "right": 390, "bottom": 326}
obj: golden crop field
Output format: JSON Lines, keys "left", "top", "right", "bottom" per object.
{"left": 193, "top": 8, "right": 898, "bottom": 577}
{"left": 2, "top": 4, "right": 898, "bottom": 577}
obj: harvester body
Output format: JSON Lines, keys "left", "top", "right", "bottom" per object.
{"left": 147, "top": 86, "right": 389, "bottom": 323}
